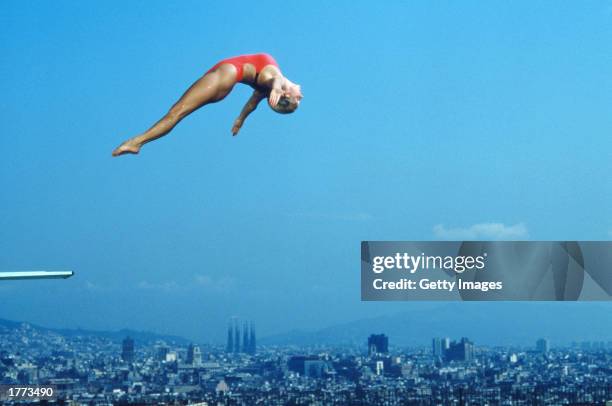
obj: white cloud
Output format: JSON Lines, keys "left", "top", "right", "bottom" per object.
{"left": 194, "top": 275, "right": 212, "bottom": 286}
{"left": 84, "top": 281, "right": 100, "bottom": 291}
{"left": 137, "top": 280, "right": 181, "bottom": 292}
{"left": 194, "top": 274, "right": 235, "bottom": 291}
{"left": 287, "top": 212, "right": 372, "bottom": 221}
{"left": 433, "top": 222, "right": 528, "bottom": 240}
{"left": 81, "top": 281, "right": 121, "bottom": 293}
{"left": 136, "top": 275, "right": 236, "bottom": 293}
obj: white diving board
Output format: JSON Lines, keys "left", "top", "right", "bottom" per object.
{"left": 0, "top": 271, "right": 74, "bottom": 280}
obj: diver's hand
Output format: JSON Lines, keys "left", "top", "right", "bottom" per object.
{"left": 232, "top": 119, "right": 243, "bottom": 136}
{"left": 269, "top": 88, "right": 282, "bottom": 107}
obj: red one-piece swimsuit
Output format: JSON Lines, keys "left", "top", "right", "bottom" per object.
{"left": 207, "top": 53, "right": 279, "bottom": 82}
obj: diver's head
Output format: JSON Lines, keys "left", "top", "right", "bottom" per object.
{"left": 269, "top": 83, "right": 302, "bottom": 114}
{"left": 270, "top": 95, "right": 300, "bottom": 114}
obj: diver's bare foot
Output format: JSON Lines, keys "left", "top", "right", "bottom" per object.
{"left": 112, "top": 142, "right": 141, "bottom": 157}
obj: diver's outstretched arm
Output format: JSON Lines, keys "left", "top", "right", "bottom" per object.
{"left": 232, "top": 90, "right": 266, "bottom": 136}
{"left": 112, "top": 65, "right": 238, "bottom": 157}
{"left": 256, "top": 67, "right": 285, "bottom": 108}
{"left": 268, "top": 76, "right": 284, "bottom": 108}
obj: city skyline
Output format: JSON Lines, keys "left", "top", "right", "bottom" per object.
{"left": 2, "top": 319, "right": 611, "bottom": 404}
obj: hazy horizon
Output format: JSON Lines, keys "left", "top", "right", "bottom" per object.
{"left": 2, "top": 302, "right": 612, "bottom": 348}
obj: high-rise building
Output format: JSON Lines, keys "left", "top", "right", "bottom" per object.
{"left": 432, "top": 338, "right": 443, "bottom": 357}
{"left": 242, "top": 321, "right": 250, "bottom": 354}
{"left": 288, "top": 355, "right": 328, "bottom": 377}
{"left": 375, "top": 360, "right": 384, "bottom": 376}
{"left": 226, "top": 318, "right": 256, "bottom": 354}
{"left": 240, "top": 321, "right": 257, "bottom": 355}
{"left": 233, "top": 320, "right": 240, "bottom": 353}
{"left": 433, "top": 337, "right": 451, "bottom": 358}
{"left": 121, "top": 337, "right": 134, "bottom": 363}
{"left": 368, "top": 334, "right": 389, "bottom": 356}
{"left": 226, "top": 322, "right": 234, "bottom": 353}
{"left": 536, "top": 338, "right": 550, "bottom": 354}
{"left": 248, "top": 322, "right": 256, "bottom": 355}
{"left": 157, "top": 344, "right": 169, "bottom": 361}
{"left": 165, "top": 351, "right": 177, "bottom": 362}
{"left": 445, "top": 337, "right": 474, "bottom": 362}
{"left": 186, "top": 343, "right": 202, "bottom": 365}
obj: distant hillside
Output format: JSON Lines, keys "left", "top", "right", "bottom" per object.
{"left": 3, "top": 302, "right": 612, "bottom": 349}
{"left": 0, "top": 318, "right": 191, "bottom": 345}
{"left": 261, "top": 302, "right": 612, "bottom": 347}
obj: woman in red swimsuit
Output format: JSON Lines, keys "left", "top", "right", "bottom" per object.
{"left": 112, "top": 53, "right": 302, "bottom": 157}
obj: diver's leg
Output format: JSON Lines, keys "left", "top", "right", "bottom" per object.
{"left": 112, "top": 65, "right": 237, "bottom": 156}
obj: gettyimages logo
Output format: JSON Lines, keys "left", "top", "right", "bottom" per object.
{"left": 371, "top": 252, "right": 487, "bottom": 274}
{"left": 361, "top": 241, "right": 612, "bottom": 301}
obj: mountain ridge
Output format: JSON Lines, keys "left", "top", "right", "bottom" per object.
{"left": 0, "top": 318, "right": 191, "bottom": 345}
{"left": 260, "top": 302, "right": 612, "bottom": 347}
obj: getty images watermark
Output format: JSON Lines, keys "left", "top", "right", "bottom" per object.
{"left": 361, "top": 241, "right": 612, "bottom": 301}
{"left": 370, "top": 251, "right": 501, "bottom": 293}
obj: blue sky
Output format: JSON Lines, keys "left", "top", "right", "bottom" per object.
{"left": 1, "top": 1, "right": 611, "bottom": 343}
